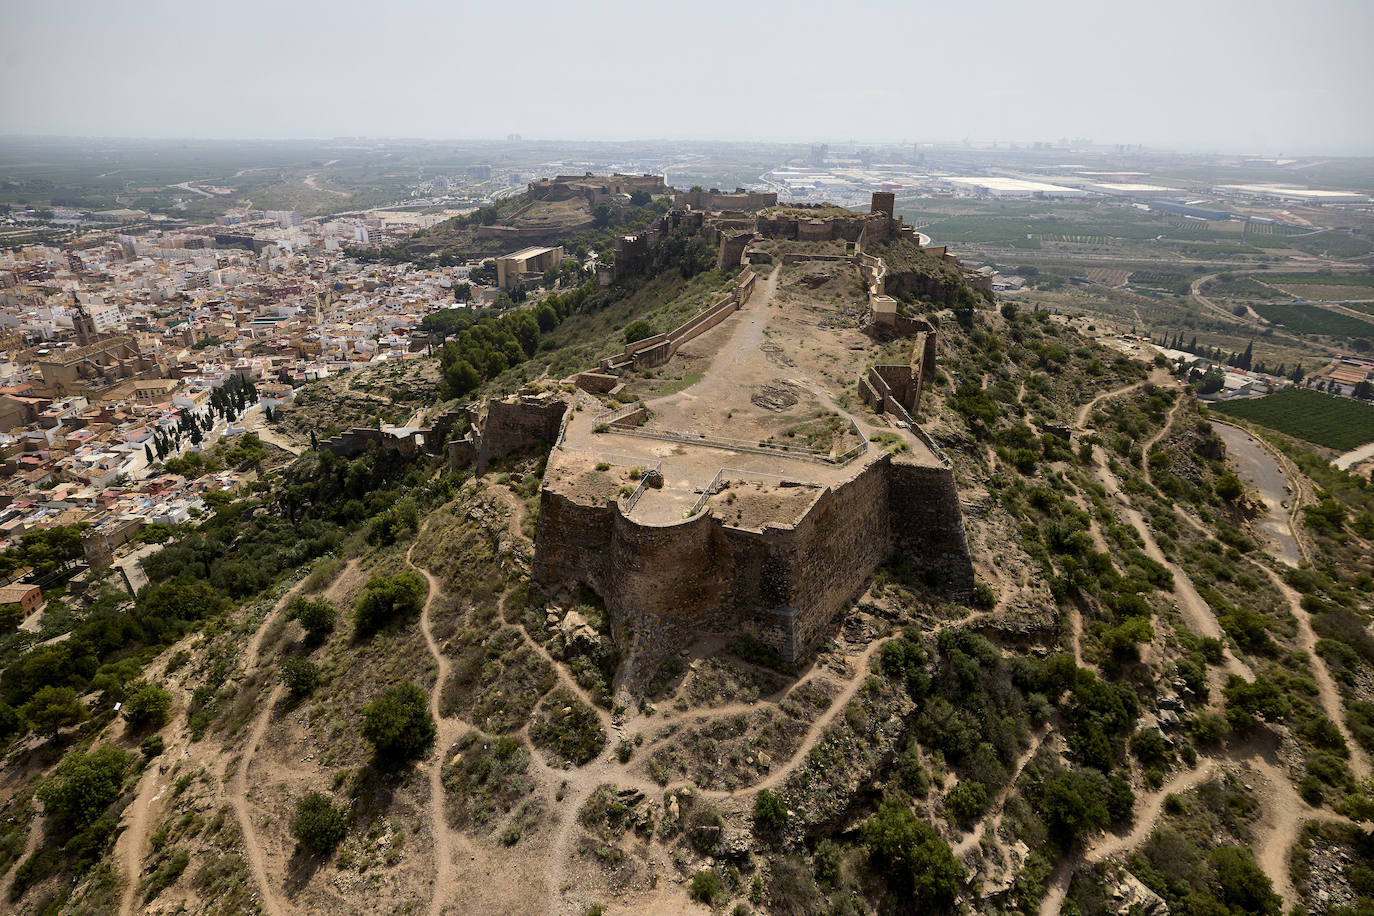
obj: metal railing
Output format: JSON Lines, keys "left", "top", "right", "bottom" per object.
{"left": 621, "top": 460, "right": 663, "bottom": 513}
{"left": 592, "top": 401, "right": 645, "bottom": 426}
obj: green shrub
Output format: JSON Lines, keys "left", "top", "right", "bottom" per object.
{"left": 753, "top": 789, "right": 787, "bottom": 837}
{"left": 291, "top": 791, "right": 348, "bottom": 854}
{"left": 37, "top": 744, "right": 130, "bottom": 831}
{"left": 140, "top": 735, "right": 165, "bottom": 758}
{"left": 529, "top": 688, "right": 605, "bottom": 766}
{"left": 945, "top": 780, "right": 988, "bottom": 823}
{"left": 690, "top": 868, "right": 725, "bottom": 906}
{"left": 290, "top": 596, "right": 336, "bottom": 644}
{"left": 361, "top": 681, "right": 435, "bottom": 765}
{"left": 20, "top": 685, "right": 85, "bottom": 736}
{"left": 860, "top": 801, "right": 962, "bottom": 906}
{"left": 122, "top": 681, "right": 174, "bottom": 729}
{"left": 623, "top": 320, "right": 654, "bottom": 344}
{"left": 279, "top": 658, "right": 322, "bottom": 697}
{"left": 353, "top": 571, "right": 426, "bottom": 636}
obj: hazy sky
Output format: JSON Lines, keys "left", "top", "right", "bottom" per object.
{"left": 4, "top": 0, "right": 1372, "bottom": 154}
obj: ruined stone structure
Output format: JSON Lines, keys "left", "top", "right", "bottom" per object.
{"left": 516, "top": 191, "right": 978, "bottom": 671}
{"left": 318, "top": 408, "right": 468, "bottom": 460}
{"left": 473, "top": 393, "right": 567, "bottom": 471}
{"left": 535, "top": 448, "right": 972, "bottom": 664}
{"left": 674, "top": 188, "right": 778, "bottom": 211}
{"left": 528, "top": 173, "right": 667, "bottom": 205}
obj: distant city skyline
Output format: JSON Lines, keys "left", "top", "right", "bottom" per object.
{"left": 4, "top": 0, "right": 1373, "bottom": 156}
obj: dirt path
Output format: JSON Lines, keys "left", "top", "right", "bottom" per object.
{"left": 224, "top": 570, "right": 354, "bottom": 915}
{"left": 1077, "top": 382, "right": 1251, "bottom": 683}
{"left": 230, "top": 682, "right": 287, "bottom": 916}
{"left": 643, "top": 265, "right": 779, "bottom": 426}
{"left": 1038, "top": 738, "right": 1349, "bottom": 915}
{"left": 1334, "top": 439, "right": 1374, "bottom": 471}
{"left": 1258, "top": 564, "right": 1370, "bottom": 779}
{"left": 411, "top": 550, "right": 459, "bottom": 916}
{"left": 2, "top": 807, "right": 42, "bottom": 903}
{"left": 1076, "top": 375, "right": 1156, "bottom": 429}
{"left": 1140, "top": 395, "right": 1186, "bottom": 489}
{"left": 954, "top": 725, "right": 1051, "bottom": 857}
{"left": 117, "top": 580, "right": 307, "bottom": 916}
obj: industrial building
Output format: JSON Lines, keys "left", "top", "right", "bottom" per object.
{"left": 943, "top": 177, "right": 1088, "bottom": 198}
{"left": 1215, "top": 185, "right": 1370, "bottom": 204}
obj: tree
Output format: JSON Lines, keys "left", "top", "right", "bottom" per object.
{"left": 280, "top": 658, "right": 321, "bottom": 697}
{"left": 290, "top": 596, "right": 336, "bottom": 645}
{"left": 21, "top": 685, "right": 86, "bottom": 735}
{"left": 361, "top": 681, "right": 435, "bottom": 765}
{"left": 1041, "top": 768, "right": 1109, "bottom": 843}
{"left": 0, "top": 702, "right": 20, "bottom": 741}
{"left": 1215, "top": 473, "right": 1243, "bottom": 503}
{"left": 0, "top": 602, "right": 22, "bottom": 632}
{"left": 1223, "top": 675, "right": 1288, "bottom": 729}
{"left": 1106, "top": 772, "right": 1135, "bottom": 822}
{"left": 860, "top": 801, "right": 963, "bottom": 909}
{"left": 353, "top": 571, "right": 426, "bottom": 636}
{"left": 452, "top": 281, "right": 472, "bottom": 303}
{"left": 623, "top": 320, "right": 654, "bottom": 344}
{"left": 122, "top": 680, "right": 173, "bottom": 729}
{"left": 291, "top": 791, "right": 348, "bottom": 854}
{"left": 37, "top": 744, "right": 130, "bottom": 830}
{"left": 945, "top": 780, "right": 988, "bottom": 823}
{"left": 592, "top": 203, "right": 613, "bottom": 229}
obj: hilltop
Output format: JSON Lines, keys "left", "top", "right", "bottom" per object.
{"left": 0, "top": 185, "right": 1370, "bottom": 916}
{"left": 398, "top": 173, "right": 673, "bottom": 261}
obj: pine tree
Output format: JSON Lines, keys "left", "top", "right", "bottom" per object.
{"left": 1241, "top": 341, "right": 1253, "bottom": 371}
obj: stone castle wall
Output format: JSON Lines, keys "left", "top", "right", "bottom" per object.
{"left": 534, "top": 451, "right": 974, "bottom": 663}
{"left": 674, "top": 189, "right": 778, "bottom": 211}
{"left": 475, "top": 396, "right": 567, "bottom": 471}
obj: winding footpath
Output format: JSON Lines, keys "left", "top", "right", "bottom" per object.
{"left": 407, "top": 539, "right": 463, "bottom": 916}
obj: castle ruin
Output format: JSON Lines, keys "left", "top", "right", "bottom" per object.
{"left": 502, "top": 193, "right": 978, "bottom": 668}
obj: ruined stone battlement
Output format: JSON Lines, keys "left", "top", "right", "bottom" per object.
{"left": 534, "top": 448, "right": 972, "bottom": 663}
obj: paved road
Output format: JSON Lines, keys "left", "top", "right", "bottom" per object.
{"left": 1335, "top": 439, "right": 1374, "bottom": 471}
{"left": 1212, "top": 423, "right": 1302, "bottom": 566}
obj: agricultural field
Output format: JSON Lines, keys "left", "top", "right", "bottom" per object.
{"left": 1128, "top": 268, "right": 1195, "bottom": 295}
{"left": 1264, "top": 272, "right": 1374, "bottom": 302}
{"left": 1250, "top": 302, "right": 1374, "bottom": 338}
{"left": 1212, "top": 387, "right": 1374, "bottom": 450}
{"left": 1203, "top": 276, "right": 1287, "bottom": 299}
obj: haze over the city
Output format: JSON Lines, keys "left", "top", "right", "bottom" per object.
{"left": 4, "top": 0, "right": 1373, "bottom": 154}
